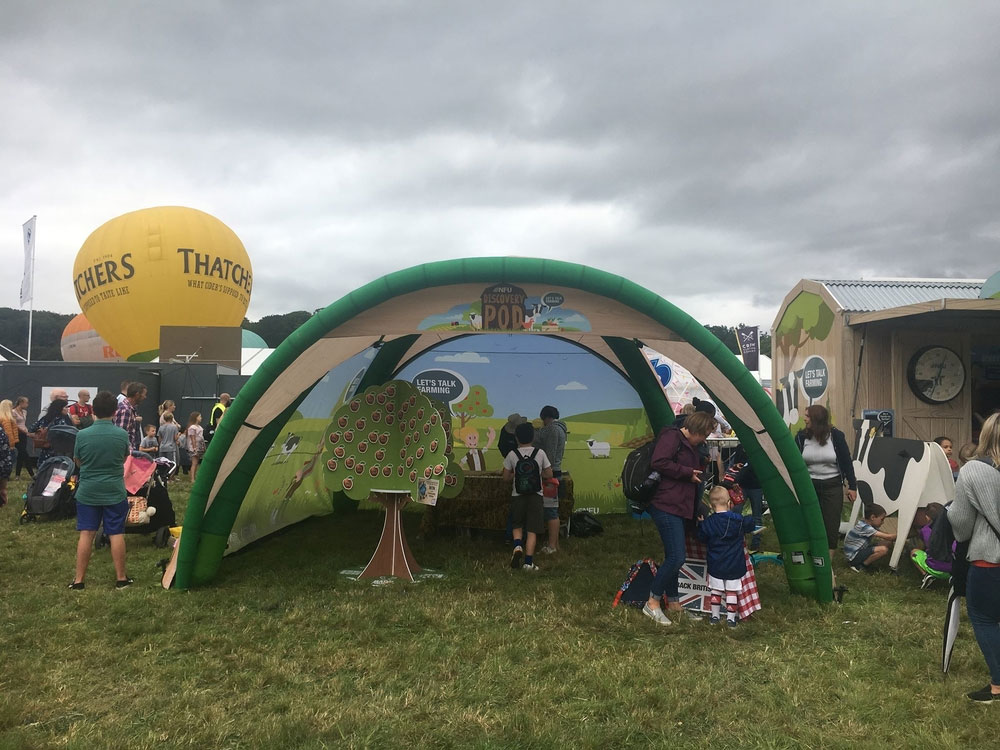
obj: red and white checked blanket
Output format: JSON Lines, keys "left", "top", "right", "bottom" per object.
{"left": 678, "top": 535, "right": 761, "bottom": 620}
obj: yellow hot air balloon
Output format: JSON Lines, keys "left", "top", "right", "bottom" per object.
{"left": 60, "top": 313, "right": 124, "bottom": 362}
{"left": 73, "top": 207, "right": 252, "bottom": 361}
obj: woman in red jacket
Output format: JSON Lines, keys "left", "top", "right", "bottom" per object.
{"left": 643, "top": 410, "right": 716, "bottom": 626}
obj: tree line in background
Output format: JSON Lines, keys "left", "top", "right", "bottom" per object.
{"left": 241, "top": 311, "right": 312, "bottom": 349}
{"left": 0, "top": 308, "right": 313, "bottom": 362}
{"left": 0, "top": 308, "right": 73, "bottom": 362}
{"left": 0, "top": 308, "right": 770, "bottom": 362}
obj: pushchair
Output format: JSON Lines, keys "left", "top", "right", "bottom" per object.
{"left": 20, "top": 424, "right": 79, "bottom": 523}
{"left": 95, "top": 453, "right": 177, "bottom": 549}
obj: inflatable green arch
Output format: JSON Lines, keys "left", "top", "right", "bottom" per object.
{"left": 177, "top": 257, "right": 832, "bottom": 602}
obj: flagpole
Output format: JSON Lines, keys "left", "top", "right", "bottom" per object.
{"left": 26, "top": 215, "right": 36, "bottom": 366}
{"left": 754, "top": 326, "right": 761, "bottom": 384}
{"left": 21, "top": 214, "right": 38, "bottom": 365}
{"left": 27, "top": 304, "right": 33, "bottom": 366}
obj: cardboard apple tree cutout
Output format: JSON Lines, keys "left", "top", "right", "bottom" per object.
{"left": 323, "top": 381, "right": 462, "bottom": 580}
{"left": 428, "top": 397, "right": 465, "bottom": 499}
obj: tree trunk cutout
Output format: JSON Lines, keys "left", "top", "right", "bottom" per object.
{"left": 359, "top": 491, "right": 422, "bottom": 582}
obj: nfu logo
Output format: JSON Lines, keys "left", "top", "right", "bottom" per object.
{"left": 649, "top": 357, "right": 673, "bottom": 387}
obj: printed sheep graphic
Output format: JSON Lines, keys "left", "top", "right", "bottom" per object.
{"left": 586, "top": 439, "right": 611, "bottom": 458}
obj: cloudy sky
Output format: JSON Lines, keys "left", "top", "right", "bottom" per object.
{"left": 3, "top": 1, "right": 999, "bottom": 330}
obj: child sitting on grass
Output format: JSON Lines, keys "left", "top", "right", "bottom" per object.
{"left": 844, "top": 503, "right": 896, "bottom": 573}
{"left": 697, "top": 486, "right": 758, "bottom": 627}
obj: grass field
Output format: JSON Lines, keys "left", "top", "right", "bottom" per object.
{"left": 1, "top": 474, "right": 996, "bottom": 749}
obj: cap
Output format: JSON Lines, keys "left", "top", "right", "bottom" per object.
{"left": 503, "top": 413, "right": 527, "bottom": 434}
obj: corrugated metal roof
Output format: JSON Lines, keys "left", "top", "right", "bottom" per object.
{"left": 817, "top": 279, "right": 985, "bottom": 312}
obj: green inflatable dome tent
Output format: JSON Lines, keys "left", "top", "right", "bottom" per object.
{"left": 176, "top": 257, "right": 833, "bottom": 602}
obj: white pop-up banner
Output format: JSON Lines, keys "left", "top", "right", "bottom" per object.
{"left": 21, "top": 216, "right": 36, "bottom": 307}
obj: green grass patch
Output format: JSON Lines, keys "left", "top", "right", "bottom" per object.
{"left": 0, "top": 475, "right": 993, "bottom": 749}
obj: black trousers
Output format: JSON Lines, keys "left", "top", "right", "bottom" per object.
{"left": 15, "top": 439, "right": 34, "bottom": 477}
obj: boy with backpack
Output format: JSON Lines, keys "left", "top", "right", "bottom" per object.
{"left": 502, "top": 421, "right": 552, "bottom": 571}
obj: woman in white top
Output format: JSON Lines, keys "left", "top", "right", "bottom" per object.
{"left": 158, "top": 400, "right": 177, "bottom": 425}
{"left": 794, "top": 405, "right": 858, "bottom": 561}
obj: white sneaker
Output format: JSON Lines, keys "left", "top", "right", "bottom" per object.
{"left": 522, "top": 563, "right": 540, "bottom": 572}
{"left": 539, "top": 546, "right": 558, "bottom": 555}
{"left": 642, "top": 603, "right": 673, "bottom": 626}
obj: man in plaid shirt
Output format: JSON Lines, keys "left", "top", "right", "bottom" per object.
{"left": 112, "top": 382, "right": 147, "bottom": 450}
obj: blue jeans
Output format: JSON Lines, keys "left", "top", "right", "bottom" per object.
{"left": 743, "top": 488, "right": 764, "bottom": 550}
{"left": 648, "top": 506, "right": 686, "bottom": 601}
{"left": 967, "top": 566, "right": 1000, "bottom": 685}
{"left": 743, "top": 488, "right": 764, "bottom": 528}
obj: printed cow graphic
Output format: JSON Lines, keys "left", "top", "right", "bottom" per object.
{"left": 274, "top": 433, "right": 302, "bottom": 464}
{"left": 846, "top": 420, "right": 954, "bottom": 569}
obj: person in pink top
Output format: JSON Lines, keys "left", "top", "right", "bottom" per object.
{"left": 186, "top": 412, "right": 205, "bottom": 482}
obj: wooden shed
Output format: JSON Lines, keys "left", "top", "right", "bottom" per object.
{"left": 771, "top": 278, "right": 1000, "bottom": 450}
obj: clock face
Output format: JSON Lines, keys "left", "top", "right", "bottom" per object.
{"left": 907, "top": 346, "right": 965, "bottom": 404}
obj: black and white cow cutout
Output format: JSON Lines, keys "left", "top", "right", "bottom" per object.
{"left": 845, "top": 419, "right": 954, "bottom": 569}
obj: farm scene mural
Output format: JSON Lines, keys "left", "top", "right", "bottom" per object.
{"left": 226, "top": 334, "right": 652, "bottom": 553}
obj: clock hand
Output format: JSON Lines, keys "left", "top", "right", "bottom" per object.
{"left": 931, "top": 355, "right": 947, "bottom": 393}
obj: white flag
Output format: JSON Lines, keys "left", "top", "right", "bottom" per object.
{"left": 21, "top": 216, "right": 36, "bottom": 307}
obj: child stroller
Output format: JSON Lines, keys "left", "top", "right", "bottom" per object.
{"left": 96, "top": 453, "right": 177, "bottom": 548}
{"left": 20, "top": 424, "right": 79, "bottom": 523}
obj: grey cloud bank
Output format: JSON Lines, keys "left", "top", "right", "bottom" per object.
{"left": 2, "top": 2, "right": 998, "bottom": 329}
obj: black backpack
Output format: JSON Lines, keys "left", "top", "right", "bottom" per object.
{"left": 621, "top": 440, "right": 658, "bottom": 514}
{"left": 927, "top": 507, "right": 970, "bottom": 596}
{"left": 513, "top": 448, "right": 542, "bottom": 495}
{"left": 926, "top": 509, "right": 957, "bottom": 564}
{"left": 570, "top": 510, "right": 604, "bottom": 537}
{"left": 621, "top": 428, "right": 682, "bottom": 514}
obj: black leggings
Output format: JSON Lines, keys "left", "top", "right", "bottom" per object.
{"left": 15, "top": 439, "right": 34, "bottom": 477}
{"left": 813, "top": 476, "right": 845, "bottom": 549}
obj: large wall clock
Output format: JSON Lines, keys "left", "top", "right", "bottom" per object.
{"left": 906, "top": 345, "right": 965, "bottom": 405}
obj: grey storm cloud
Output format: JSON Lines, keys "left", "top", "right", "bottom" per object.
{"left": 2, "top": 1, "right": 999, "bottom": 329}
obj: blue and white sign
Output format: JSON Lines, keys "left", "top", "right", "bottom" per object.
{"left": 411, "top": 368, "right": 469, "bottom": 404}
